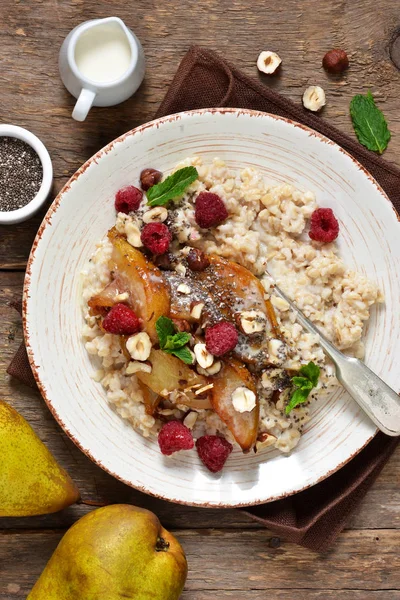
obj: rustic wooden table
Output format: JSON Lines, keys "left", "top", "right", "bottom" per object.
{"left": 1, "top": 1, "right": 400, "bottom": 598}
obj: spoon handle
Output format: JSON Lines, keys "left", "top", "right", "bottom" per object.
{"left": 273, "top": 284, "right": 400, "bottom": 436}
{"left": 334, "top": 357, "right": 400, "bottom": 436}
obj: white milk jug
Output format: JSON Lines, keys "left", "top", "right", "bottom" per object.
{"left": 59, "top": 17, "right": 145, "bottom": 121}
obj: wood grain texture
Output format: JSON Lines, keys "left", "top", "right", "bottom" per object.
{"left": 0, "top": 0, "right": 399, "bottom": 598}
{"left": 0, "top": 529, "right": 399, "bottom": 598}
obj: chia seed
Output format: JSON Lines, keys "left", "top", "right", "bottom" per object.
{"left": 0, "top": 137, "right": 43, "bottom": 212}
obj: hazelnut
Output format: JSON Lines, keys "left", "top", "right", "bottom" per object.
{"left": 142, "top": 206, "right": 168, "bottom": 224}
{"left": 239, "top": 310, "right": 267, "bottom": 335}
{"left": 183, "top": 411, "right": 198, "bottom": 429}
{"left": 302, "top": 86, "right": 326, "bottom": 112}
{"left": 126, "top": 332, "right": 152, "bottom": 361}
{"left": 175, "top": 263, "right": 187, "bottom": 276}
{"left": 190, "top": 301, "right": 204, "bottom": 320}
{"left": 140, "top": 168, "right": 162, "bottom": 191}
{"left": 257, "top": 51, "right": 282, "bottom": 75}
{"left": 322, "top": 49, "right": 349, "bottom": 74}
{"left": 231, "top": 386, "right": 257, "bottom": 413}
{"left": 194, "top": 343, "right": 214, "bottom": 369}
{"left": 197, "top": 360, "right": 222, "bottom": 376}
{"left": 125, "top": 221, "right": 142, "bottom": 248}
{"left": 187, "top": 248, "right": 210, "bottom": 271}
{"left": 177, "top": 283, "right": 191, "bottom": 295}
{"left": 171, "top": 318, "right": 191, "bottom": 333}
{"left": 268, "top": 338, "right": 287, "bottom": 366}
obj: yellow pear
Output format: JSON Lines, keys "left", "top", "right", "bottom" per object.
{"left": 0, "top": 400, "right": 79, "bottom": 516}
{"left": 28, "top": 504, "right": 188, "bottom": 600}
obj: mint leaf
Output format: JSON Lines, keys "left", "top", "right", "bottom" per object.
{"left": 155, "top": 316, "right": 175, "bottom": 348}
{"left": 291, "top": 376, "right": 313, "bottom": 391}
{"left": 168, "top": 346, "right": 194, "bottom": 364}
{"left": 147, "top": 166, "right": 199, "bottom": 207}
{"left": 285, "top": 361, "right": 320, "bottom": 414}
{"left": 350, "top": 91, "right": 391, "bottom": 154}
{"left": 285, "top": 388, "right": 309, "bottom": 414}
{"left": 299, "top": 362, "right": 320, "bottom": 387}
{"left": 155, "top": 316, "right": 193, "bottom": 364}
{"left": 164, "top": 332, "right": 191, "bottom": 351}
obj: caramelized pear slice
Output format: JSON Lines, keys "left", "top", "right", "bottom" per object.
{"left": 163, "top": 271, "right": 223, "bottom": 326}
{"left": 191, "top": 254, "right": 280, "bottom": 337}
{"left": 136, "top": 349, "right": 212, "bottom": 410}
{"left": 265, "top": 297, "right": 280, "bottom": 340}
{"left": 88, "top": 278, "right": 124, "bottom": 316}
{"left": 211, "top": 359, "right": 259, "bottom": 452}
{"left": 137, "top": 380, "right": 161, "bottom": 416}
{"left": 190, "top": 254, "right": 280, "bottom": 367}
{"left": 108, "top": 228, "right": 170, "bottom": 342}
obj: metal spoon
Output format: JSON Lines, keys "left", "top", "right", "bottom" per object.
{"left": 272, "top": 283, "right": 400, "bottom": 436}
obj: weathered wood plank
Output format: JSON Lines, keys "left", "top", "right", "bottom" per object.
{"left": 186, "top": 594, "right": 400, "bottom": 600}
{"left": 1, "top": 587, "right": 398, "bottom": 600}
{"left": 0, "top": 529, "right": 399, "bottom": 598}
{"left": 185, "top": 594, "right": 400, "bottom": 600}
{"left": 179, "top": 529, "right": 400, "bottom": 591}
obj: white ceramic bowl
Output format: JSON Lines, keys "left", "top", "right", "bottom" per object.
{"left": 24, "top": 109, "right": 400, "bottom": 507}
{"left": 0, "top": 125, "right": 53, "bottom": 225}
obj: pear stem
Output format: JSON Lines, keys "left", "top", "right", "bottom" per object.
{"left": 78, "top": 498, "right": 109, "bottom": 507}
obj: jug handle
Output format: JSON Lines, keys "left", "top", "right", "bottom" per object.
{"left": 72, "top": 88, "right": 96, "bottom": 122}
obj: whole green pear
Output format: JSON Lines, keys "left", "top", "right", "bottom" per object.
{"left": 28, "top": 504, "right": 188, "bottom": 600}
{"left": 0, "top": 400, "right": 80, "bottom": 516}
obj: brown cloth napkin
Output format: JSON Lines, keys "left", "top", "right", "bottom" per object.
{"left": 8, "top": 46, "right": 399, "bottom": 552}
{"left": 7, "top": 300, "right": 37, "bottom": 389}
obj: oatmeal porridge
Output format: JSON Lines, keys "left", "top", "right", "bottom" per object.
{"left": 81, "top": 157, "right": 382, "bottom": 472}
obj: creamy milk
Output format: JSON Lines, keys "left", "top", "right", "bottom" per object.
{"left": 74, "top": 23, "right": 131, "bottom": 83}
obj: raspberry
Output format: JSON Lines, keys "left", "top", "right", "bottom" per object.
{"left": 205, "top": 321, "right": 238, "bottom": 356}
{"left": 115, "top": 186, "right": 143, "bottom": 214}
{"left": 102, "top": 303, "right": 141, "bottom": 335}
{"left": 309, "top": 208, "right": 339, "bottom": 243}
{"left": 195, "top": 192, "right": 228, "bottom": 229}
{"left": 158, "top": 421, "right": 194, "bottom": 456}
{"left": 141, "top": 222, "right": 172, "bottom": 255}
{"left": 196, "top": 435, "right": 233, "bottom": 473}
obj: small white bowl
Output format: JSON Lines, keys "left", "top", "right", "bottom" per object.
{"left": 0, "top": 124, "right": 53, "bottom": 225}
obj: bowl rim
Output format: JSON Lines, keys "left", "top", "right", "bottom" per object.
{"left": 0, "top": 124, "right": 53, "bottom": 225}
{"left": 22, "top": 107, "right": 400, "bottom": 508}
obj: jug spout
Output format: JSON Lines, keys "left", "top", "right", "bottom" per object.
{"left": 85, "top": 17, "right": 131, "bottom": 42}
